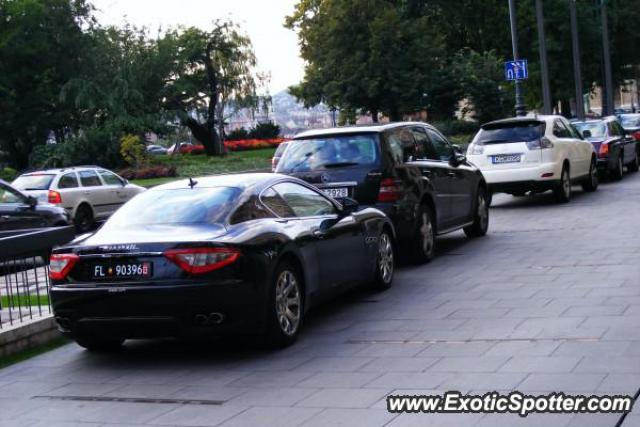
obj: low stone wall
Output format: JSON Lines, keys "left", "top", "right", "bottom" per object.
{"left": 0, "top": 314, "right": 59, "bottom": 359}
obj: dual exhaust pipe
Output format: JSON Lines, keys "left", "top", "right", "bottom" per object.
{"left": 194, "top": 312, "right": 225, "bottom": 326}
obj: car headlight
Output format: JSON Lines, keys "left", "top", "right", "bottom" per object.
{"left": 468, "top": 143, "right": 484, "bottom": 155}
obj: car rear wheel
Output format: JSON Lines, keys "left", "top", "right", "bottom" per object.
{"left": 582, "top": 159, "right": 599, "bottom": 192}
{"left": 410, "top": 205, "right": 435, "bottom": 264}
{"left": 612, "top": 155, "right": 624, "bottom": 181}
{"left": 464, "top": 188, "right": 489, "bottom": 238}
{"left": 372, "top": 230, "right": 395, "bottom": 291}
{"left": 74, "top": 204, "right": 94, "bottom": 233}
{"left": 266, "top": 262, "right": 303, "bottom": 348}
{"left": 628, "top": 151, "right": 639, "bottom": 173}
{"left": 553, "top": 166, "right": 571, "bottom": 203}
{"left": 75, "top": 335, "right": 124, "bottom": 352}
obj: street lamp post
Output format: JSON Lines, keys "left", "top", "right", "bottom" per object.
{"left": 536, "top": 0, "right": 552, "bottom": 114}
{"left": 508, "top": 0, "right": 526, "bottom": 116}
{"left": 601, "top": 0, "right": 614, "bottom": 116}
{"left": 569, "top": 0, "right": 585, "bottom": 120}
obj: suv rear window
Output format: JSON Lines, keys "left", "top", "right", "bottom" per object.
{"left": 12, "top": 174, "right": 55, "bottom": 190}
{"left": 475, "top": 121, "right": 545, "bottom": 144}
{"left": 277, "top": 134, "right": 378, "bottom": 172}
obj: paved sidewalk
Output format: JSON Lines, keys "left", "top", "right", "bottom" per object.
{"left": 1, "top": 174, "right": 640, "bottom": 426}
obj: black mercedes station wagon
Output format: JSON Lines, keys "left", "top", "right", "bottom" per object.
{"left": 50, "top": 174, "right": 395, "bottom": 350}
{"left": 276, "top": 122, "right": 489, "bottom": 263}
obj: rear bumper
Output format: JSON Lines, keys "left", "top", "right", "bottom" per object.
{"left": 489, "top": 180, "right": 559, "bottom": 194}
{"left": 51, "top": 280, "right": 266, "bottom": 339}
{"left": 479, "top": 162, "right": 562, "bottom": 185}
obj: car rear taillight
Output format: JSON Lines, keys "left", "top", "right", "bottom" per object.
{"left": 377, "top": 178, "right": 403, "bottom": 202}
{"left": 633, "top": 131, "right": 640, "bottom": 141}
{"left": 48, "top": 190, "right": 62, "bottom": 204}
{"left": 468, "top": 143, "right": 484, "bottom": 155}
{"left": 164, "top": 248, "right": 240, "bottom": 275}
{"left": 49, "top": 254, "right": 79, "bottom": 280}
{"left": 526, "top": 137, "right": 554, "bottom": 150}
{"left": 598, "top": 143, "right": 609, "bottom": 158}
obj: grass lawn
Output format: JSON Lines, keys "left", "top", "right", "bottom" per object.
{"left": 1, "top": 294, "right": 49, "bottom": 308}
{"left": 132, "top": 148, "right": 276, "bottom": 187}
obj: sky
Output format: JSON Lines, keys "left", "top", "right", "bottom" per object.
{"left": 90, "top": 0, "right": 304, "bottom": 94}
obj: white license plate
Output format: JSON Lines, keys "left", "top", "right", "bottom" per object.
{"left": 492, "top": 154, "right": 521, "bottom": 164}
{"left": 321, "top": 187, "right": 349, "bottom": 198}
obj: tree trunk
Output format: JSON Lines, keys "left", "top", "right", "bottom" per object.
{"left": 371, "top": 109, "right": 379, "bottom": 123}
{"left": 388, "top": 107, "right": 402, "bottom": 122}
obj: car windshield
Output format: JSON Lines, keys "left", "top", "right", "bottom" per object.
{"left": 104, "top": 186, "right": 241, "bottom": 227}
{"left": 0, "top": 183, "right": 25, "bottom": 204}
{"left": 620, "top": 115, "right": 640, "bottom": 128}
{"left": 574, "top": 122, "right": 606, "bottom": 138}
{"left": 474, "top": 122, "right": 545, "bottom": 144}
{"left": 12, "top": 174, "right": 54, "bottom": 190}
{"left": 277, "top": 134, "right": 378, "bottom": 172}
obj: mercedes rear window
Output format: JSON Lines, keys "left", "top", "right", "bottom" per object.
{"left": 104, "top": 187, "right": 242, "bottom": 227}
{"left": 277, "top": 134, "right": 379, "bottom": 172}
{"left": 474, "top": 121, "right": 546, "bottom": 144}
{"left": 12, "top": 174, "right": 55, "bottom": 190}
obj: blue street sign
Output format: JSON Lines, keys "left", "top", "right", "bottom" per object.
{"left": 505, "top": 60, "right": 528, "bottom": 81}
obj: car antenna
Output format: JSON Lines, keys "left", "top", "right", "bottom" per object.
{"left": 188, "top": 177, "right": 198, "bottom": 189}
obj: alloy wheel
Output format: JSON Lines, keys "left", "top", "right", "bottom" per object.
{"left": 618, "top": 157, "right": 624, "bottom": 177}
{"left": 478, "top": 194, "right": 489, "bottom": 231}
{"left": 420, "top": 212, "right": 434, "bottom": 256}
{"left": 275, "top": 270, "right": 301, "bottom": 336}
{"left": 562, "top": 169, "right": 571, "bottom": 199}
{"left": 378, "top": 233, "right": 394, "bottom": 284}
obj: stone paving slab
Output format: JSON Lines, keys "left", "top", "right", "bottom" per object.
{"left": 2, "top": 176, "right": 640, "bottom": 426}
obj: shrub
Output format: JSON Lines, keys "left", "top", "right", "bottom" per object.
{"left": 1, "top": 167, "right": 17, "bottom": 181}
{"left": 248, "top": 122, "right": 281, "bottom": 139}
{"left": 226, "top": 128, "right": 250, "bottom": 141}
{"left": 120, "top": 134, "right": 148, "bottom": 167}
{"left": 118, "top": 165, "right": 177, "bottom": 180}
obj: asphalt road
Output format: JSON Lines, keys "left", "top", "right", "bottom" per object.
{"left": 2, "top": 172, "right": 640, "bottom": 427}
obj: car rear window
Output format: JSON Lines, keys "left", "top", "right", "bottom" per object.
{"left": 621, "top": 115, "right": 640, "bottom": 128}
{"left": 574, "top": 122, "right": 606, "bottom": 138}
{"left": 274, "top": 142, "right": 289, "bottom": 157}
{"left": 277, "top": 134, "right": 378, "bottom": 172}
{"left": 474, "top": 121, "right": 546, "bottom": 144}
{"left": 104, "top": 187, "right": 241, "bottom": 227}
{"left": 12, "top": 174, "right": 55, "bottom": 190}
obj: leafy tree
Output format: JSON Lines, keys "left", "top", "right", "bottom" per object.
{"left": 0, "top": 0, "right": 93, "bottom": 168}
{"left": 161, "top": 22, "right": 267, "bottom": 156}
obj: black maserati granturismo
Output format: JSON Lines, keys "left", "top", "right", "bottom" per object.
{"left": 50, "top": 173, "right": 396, "bottom": 350}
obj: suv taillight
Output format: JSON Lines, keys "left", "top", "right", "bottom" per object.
{"left": 633, "top": 131, "right": 640, "bottom": 141}
{"left": 526, "top": 137, "right": 554, "bottom": 150}
{"left": 49, "top": 253, "right": 79, "bottom": 280}
{"left": 377, "top": 178, "right": 403, "bottom": 202}
{"left": 164, "top": 248, "right": 240, "bottom": 274}
{"left": 48, "top": 190, "right": 62, "bottom": 204}
{"left": 599, "top": 143, "right": 609, "bottom": 158}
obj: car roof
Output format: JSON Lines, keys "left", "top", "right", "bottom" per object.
{"left": 20, "top": 166, "right": 104, "bottom": 176}
{"left": 293, "top": 122, "right": 433, "bottom": 139}
{"left": 150, "top": 173, "right": 301, "bottom": 193}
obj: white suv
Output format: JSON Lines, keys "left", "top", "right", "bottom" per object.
{"left": 467, "top": 115, "right": 598, "bottom": 203}
{"left": 12, "top": 166, "right": 145, "bottom": 231}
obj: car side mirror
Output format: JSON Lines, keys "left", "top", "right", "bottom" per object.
{"left": 340, "top": 197, "right": 359, "bottom": 215}
{"left": 449, "top": 153, "right": 466, "bottom": 167}
{"left": 582, "top": 130, "right": 592, "bottom": 138}
{"left": 27, "top": 195, "right": 38, "bottom": 208}
{"left": 452, "top": 144, "right": 462, "bottom": 154}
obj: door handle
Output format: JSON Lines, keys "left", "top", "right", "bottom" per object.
{"left": 447, "top": 172, "right": 457, "bottom": 177}
{"left": 312, "top": 229, "right": 326, "bottom": 239}
{"left": 0, "top": 215, "right": 9, "bottom": 220}
{"left": 422, "top": 170, "right": 432, "bottom": 177}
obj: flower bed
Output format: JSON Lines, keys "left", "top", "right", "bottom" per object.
{"left": 224, "top": 138, "right": 287, "bottom": 152}
{"left": 119, "top": 165, "right": 177, "bottom": 180}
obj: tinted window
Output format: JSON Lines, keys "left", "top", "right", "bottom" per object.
{"left": 387, "top": 128, "right": 417, "bottom": 163}
{"left": 272, "top": 182, "right": 336, "bottom": 217}
{"left": 475, "top": 121, "right": 545, "bottom": 145}
{"left": 261, "top": 188, "right": 296, "bottom": 218}
{"left": 411, "top": 128, "right": 437, "bottom": 160}
{"left": 98, "top": 170, "right": 123, "bottom": 186}
{"left": 277, "top": 134, "right": 378, "bottom": 172}
{"left": 0, "top": 183, "right": 25, "bottom": 204}
{"left": 621, "top": 115, "right": 640, "bottom": 129}
{"left": 58, "top": 173, "right": 79, "bottom": 189}
{"left": 79, "top": 170, "right": 102, "bottom": 187}
{"left": 105, "top": 187, "right": 241, "bottom": 227}
{"left": 12, "top": 174, "right": 54, "bottom": 191}
{"left": 230, "top": 195, "right": 275, "bottom": 224}
{"left": 607, "top": 121, "right": 620, "bottom": 137}
{"left": 553, "top": 120, "right": 571, "bottom": 138}
{"left": 574, "top": 122, "right": 606, "bottom": 138}
{"left": 426, "top": 129, "right": 453, "bottom": 161}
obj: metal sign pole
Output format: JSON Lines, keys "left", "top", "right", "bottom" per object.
{"left": 536, "top": 0, "right": 552, "bottom": 114}
{"left": 601, "top": 0, "right": 614, "bottom": 115}
{"left": 508, "top": 0, "right": 526, "bottom": 116}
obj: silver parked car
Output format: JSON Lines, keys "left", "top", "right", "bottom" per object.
{"left": 12, "top": 166, "right": 145, "bottom": 232}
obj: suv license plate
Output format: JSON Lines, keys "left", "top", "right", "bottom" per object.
{"left": 321, "top": 187, "right": 349, "bottom": 198}
{"left": 492, "top": 154, "right": 521, "bottom": 164}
